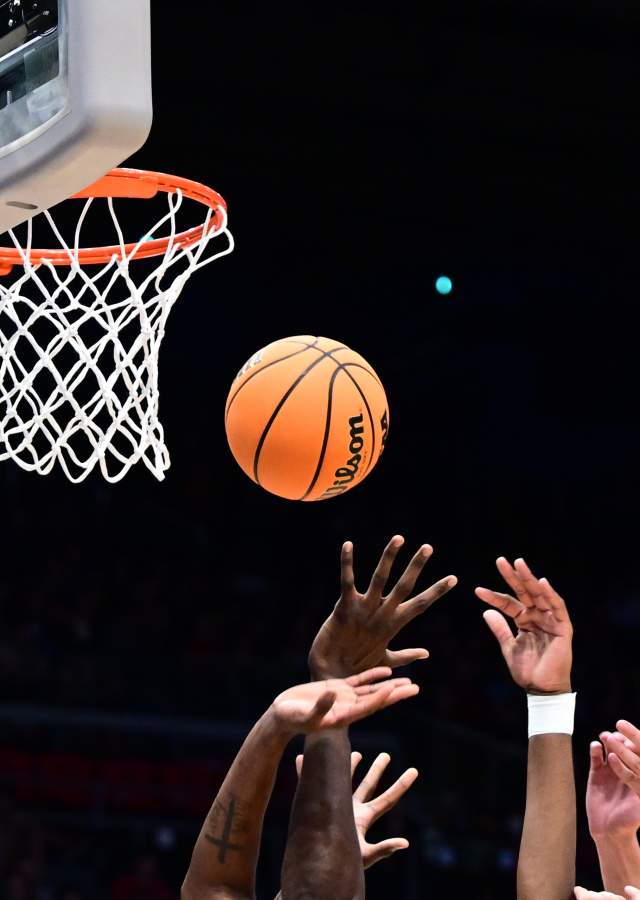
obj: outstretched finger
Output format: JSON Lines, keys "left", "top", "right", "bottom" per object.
{"left": 394, "top": 576, "right": 458, "bottom": 626}
{"left": 382, "top": 683, "right": 420, "bottom": 707}
{"left": 482, "top": 610, "right": 515, "bottom": 649}
{"left": 606, "top": 738, "right": 640, "bottom": 779}
{"left": 366, "top": 535, "right": 404, "bottom": 600}
{"left": 386, "top": 544, "right": 433, "bottom": 606}
{"left": 364, "top": 838, "right": 409, "bottom": 870}
{"left": 385, "top": 647, "right": 430, "bottom": 668}
{"left": 353, "top": 752, "right": 392, "bottom": 802}
{"left": 496, "top": 557, "right": 533, "bottom": 607}
{"left": 608, "top": 752, "right": 640, "bottom": 788}
{"left": 334, "top": 684, "right": 395, "bottom": 726}
{"left": 366, "top": 767, "right": 419, "bottom": 821}
{"left": 341, "top": 541, "right": 356, "bottom": 596}
{"left": 354, "top": 677, "right": 412, "bottom": 696}
{"left": 351, "top": 684, "right": 419, "bottom": 724}
{"left": 539, "top": 577, "right": 571, "bottom": 622}
{"left": 514, "top": 558, "right": 550, "bottom": 610}
{"left": 347, "top": 667, "right": 393, "bottom": 687}
{"left": 617, "top": 721, "right": 640, "bottom": 753}
{"left": 475, "top": 586, "right": 525, "bottom": 621}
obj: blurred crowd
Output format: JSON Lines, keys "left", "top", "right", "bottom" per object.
{"left": 1, "top": 510, "right": 639, "bottom": 897}
{"left": 0, "top": 403, "right": 638, "bottom": 898}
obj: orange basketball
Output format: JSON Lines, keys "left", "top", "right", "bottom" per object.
{"left": 224, "top": 336, "right": 390, "bottom": 501}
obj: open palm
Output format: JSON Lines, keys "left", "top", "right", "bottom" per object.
{"left": 309, "top": 536, "right": 457, "bottom": 679}
{"left": 476, "top": 557, "right": 573, "bottom": 693}
{"left": 295, "top": 750, "right": 418, "bottom": 870}
{"left": 351, "top": 752, "right": 418, "bottom": 868}
{"left": 587, "top": 736, "right": 640, "bottom": 839}
{"left": 272, "top": 668, "right": 419, "bottom": 735}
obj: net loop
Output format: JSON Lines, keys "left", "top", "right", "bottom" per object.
{"left": 0, "top": 169, "right": 233, "bottom": 483}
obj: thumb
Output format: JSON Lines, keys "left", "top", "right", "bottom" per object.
{"left": 310, "top": 690, "right": 337, "bottom": 721}
{"left": 364, "top": 838, "right": 409, "bottom": 870}
{"left": 483, "top": 610, "right": 514, "bottom": 649}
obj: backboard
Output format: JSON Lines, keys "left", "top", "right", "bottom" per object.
{"left": 0, "top": 0, "right": 152, "bottom": 234}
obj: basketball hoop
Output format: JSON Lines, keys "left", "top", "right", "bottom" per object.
{"left": 0, "top": 167, "right": 234, "bottom": 483}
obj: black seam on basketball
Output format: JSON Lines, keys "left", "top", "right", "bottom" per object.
{"left": 340, "top": 367, "right": 377, "bottom": 476}
{"left": 339, "top": 361, "right": 384, "bottom": 390}
{"left": 225, "top": 339, "right": 320, "bottom": 422}
{"left": 299, "top": 365, "right": 342, "bottom": 500}
{"left": 225, "top": 340, "right": 350, "bottom": 423}
{"left": 252, "top": 352, "right": 335, "bottom": 485}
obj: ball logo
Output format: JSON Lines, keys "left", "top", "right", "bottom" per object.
{"left": 320, "top": 414, "right": 366, "bottom": 500}
{"left": 380, "top": 410, "right": 389, "bottom": 454}
{"left": 237, "top": 348, "right": 264, "bottom": 380}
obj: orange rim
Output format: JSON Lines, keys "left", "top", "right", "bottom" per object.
{"left": 0, "top": 168, "right": 227, "bottom": 277}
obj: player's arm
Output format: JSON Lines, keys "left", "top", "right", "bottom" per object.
{"left": 278, "top": 538, "right": 431, "bottom": 900}
{"left": 182, "top": 668, "right": 416, "bottom": 900}
{"left": 281, "top": 728, "right": 364, "bottom": 900}
{"left": 476, "top": 557, "right": 575, "bottom": 900}
{"left": 586, "top": 733, "right": 640, "bottom": 895}
{"left": 181, "top": 707, "right": 291, "bottom": 900}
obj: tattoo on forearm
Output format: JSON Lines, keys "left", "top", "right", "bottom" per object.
{"left": 204, "top": 794, "right": 247, "bottom": 863}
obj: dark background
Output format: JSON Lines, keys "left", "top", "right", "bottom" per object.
{"left": 2, "top": 2, "right": 640, "bottom": 897}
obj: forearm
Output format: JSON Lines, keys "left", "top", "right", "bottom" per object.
{"left": 183, "top": 709, "right": 290, "bottom": 900}
{"left": 281, "top": 729, "right": 364, "bottom": 900}
{"left": 594, "top": 833, "right": 640, "bottom": 895}
{"left": 517, "top": 734, "right": 576, "bottom": 900}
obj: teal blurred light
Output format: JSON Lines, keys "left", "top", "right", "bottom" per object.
{"left": 435, "top": 275, "right": 453, "bottom": 295}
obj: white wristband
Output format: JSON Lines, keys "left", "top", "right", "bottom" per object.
{"left": 527, "top": 692, "right": 576, "bottom": 738}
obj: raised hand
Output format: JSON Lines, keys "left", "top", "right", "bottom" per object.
{"left": 309, "top": 536, "right": 457, "bottom": 680}
{"left": 475, "top": 557, "right": 573, "bottom": 693}
{"left": 295, "top": 750, "right": 418, "bottom": 869}
{"left": 271, "top": 668, "right": 419, "bottom": 736}
{"left": 575, "top": 888, "right": 640, "bottom": 899}
{"left": 604, "top": 722, "right": 640, "bottom": 799}
{"left": 587, "top": 736, "right": 640, "bottom": 840}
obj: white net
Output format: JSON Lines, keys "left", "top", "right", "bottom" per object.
{"left": 0, "top": 188, "right": 233, "bottom": 483}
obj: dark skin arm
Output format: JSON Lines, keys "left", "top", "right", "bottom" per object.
{"left": 281, "top": 729, "right": 363, "bottom": 900}
{"left": 182, "top": 709, "right": 290, "bottom": 900}
{"left": 279, "top": 537, "right": 438, "bottom": 900}
{"left": 274, "top": 750, "right": 418, "bottom": 900}
{"left": 520, "top": 733, "right": 576, "bottom": 900}
{"left": 182, "top": 669, "right": 417, "bottom": 900}
{"left": 477, "top": 557, "right": 575, "bottom": 900}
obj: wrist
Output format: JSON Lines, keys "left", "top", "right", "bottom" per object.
{"left": 592, "top": 827, "right": 640, "bottom": 846}
{"left": 305, "top": 727, "right": 350, "bottom": 747}
{"left": 527, "top": 682, "right": 572, "bottom": 696}
{"left": 527, "top": 691, "right": 576, "bottom": 738}
{"left": 262, "top": 706, "right": 299, "bottom": 744}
